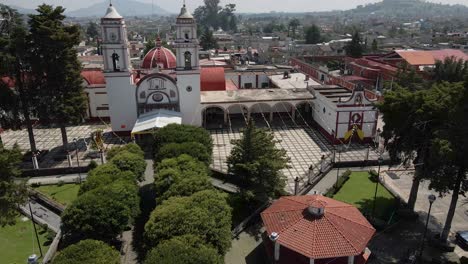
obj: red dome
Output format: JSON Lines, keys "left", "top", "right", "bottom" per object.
{"left": 141, "top": 38, "right": 176, "bottom": 70}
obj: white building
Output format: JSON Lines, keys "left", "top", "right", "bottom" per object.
{"left": 87, "top": 3, "right": 379, "bottom": 144}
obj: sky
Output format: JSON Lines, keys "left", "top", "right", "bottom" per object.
{"left": 3, "top": 0, "right": 468, "bottom": 13}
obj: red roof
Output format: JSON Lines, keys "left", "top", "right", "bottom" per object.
{"left": 261, "top": 195, "right": 375, "bottom": 260}
{"left": 81, "top": 69, "right": 106, "bottom": 87}
{"left": 394, "top": 49, "right": 468, "bottom": 66}
{"left": 141, "top": 39, "right": 177, "bottom": 70}
{"left": 200, "top": 67, "right": 226, "bottom": 91}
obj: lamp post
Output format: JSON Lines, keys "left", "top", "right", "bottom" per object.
{"left": 372, "top": 156, "right": 384, "bottom": 218}
{"left": 335, "top": 146, "right": 342, "bottom": 188}
{"left": 419, "top": 194, "right": 436, "bottom": 260}
{"left": 73, "top": 138, "right": 82, "bottom": 184}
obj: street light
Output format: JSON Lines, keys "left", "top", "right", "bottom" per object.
{"left": 419, "top": 194, "right": 436, "bottom": 260}
{"left": 335, "top": 145, "right": 342, "bottom": 188}
{"left": 73, "top": 138, "right": 82, "bottom": 184}
{"left": 372, "top": 156, "right": 384, "bottom": 218}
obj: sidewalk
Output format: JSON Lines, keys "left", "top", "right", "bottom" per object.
{"left": 26, "top": 173, "right": 88, "bottom": 185}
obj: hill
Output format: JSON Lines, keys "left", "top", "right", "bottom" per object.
{"left": 345, "top": 0, "right": 468, "bottom": 19}
{"left": 67, "top": 0, "right": 169, "bottom": 18}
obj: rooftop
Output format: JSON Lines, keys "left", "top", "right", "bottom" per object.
{"left": 269, "top": 72, "right": 321, "bottom": 89}
{"left": 261, "top": 195, "right": 375, "bottom": 260}
{"left": 200, "top": 88, "right": 314, "bottom": 104}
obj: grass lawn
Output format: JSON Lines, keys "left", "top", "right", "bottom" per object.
{"left": 0, "top": 216, "right": 52, "bottom": 264}
{"left": 333, "top": 171, "right": 396, "bottom": 220}
{"left": 33, "top": 184, "right": 80, "bottom": 206}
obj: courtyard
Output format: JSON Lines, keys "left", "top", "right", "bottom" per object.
{"left": 211, "top": 122, "right": 382, "bottom": 193}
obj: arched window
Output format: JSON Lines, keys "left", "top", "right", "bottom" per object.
{"left": 184, "top": 51, "right": 192, "bottom": 70}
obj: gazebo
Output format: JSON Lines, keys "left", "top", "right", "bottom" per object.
{"left": 261, "top": 195, "right": 375, "bottom": 264}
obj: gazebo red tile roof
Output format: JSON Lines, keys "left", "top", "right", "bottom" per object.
{"left": 261, "top": 195, "right": 375, "bottom": 260}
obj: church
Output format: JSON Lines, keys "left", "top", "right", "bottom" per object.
{"left": 91, "top": 2, "right": 379, "bottom": 144}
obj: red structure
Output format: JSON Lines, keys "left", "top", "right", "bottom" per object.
{"left": 141, "top": 38, "right": 177, "bottom": 70}
{"left": 200, "top": 67, "right": 226, "bottom": 91}
{"left": 261, "top": 195, "right": 375, "bottom": 264}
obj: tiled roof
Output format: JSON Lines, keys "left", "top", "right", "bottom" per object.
{"left": 200, "top": 67, "right": 226, "bottom": 91}
{"left": 81, "top": 69, "right": 106, "bottom": 87}
{"left": 261, "top": 195, "right": 375, "bottom": 260}
{"left": 395, "top": 49, "right": 468, "bottom": 66}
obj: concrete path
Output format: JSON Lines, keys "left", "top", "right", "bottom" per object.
{"left": 25, "top": 173, "right": 88, "bottom": 185}
{"left": 211, "top": 177, "right": 239, "bottom": 193}
{"left": 20, "top": 200, "right": 61, "bottom": 233}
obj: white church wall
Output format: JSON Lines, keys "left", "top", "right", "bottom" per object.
{"left": 105, "top": 75, "right": 138, "bottom": 132}
{"left": 85, "top": 87, "right": 109, "bottom": 118}
{"left": 177, "top": 72, "right": 202, "bottom": 126}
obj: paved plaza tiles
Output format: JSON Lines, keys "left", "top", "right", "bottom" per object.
{"left": 211, "top": 125, "right": 381, "bottom": 194}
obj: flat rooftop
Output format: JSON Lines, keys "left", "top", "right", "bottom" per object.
{"left": 310, "top": 85, "right": 353, "bottom": 103}
{"left": 201, "top": 88, "right": 314, "bottom": 104}
{"left": 269, "top": 73, "right": 321, "bottom": 89}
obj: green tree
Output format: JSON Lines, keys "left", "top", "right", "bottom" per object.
{"left": 79, "top": 164, "right": 136, "bottom": 195}
{"left": 61, "top": 180, "right": 140, "bottom": 243}
{"left": 145, "top": 235, "right": 222, "bottom": 264}
{"left": 344, "top": 31, "right": 363, "bottom": 58}
{"left": 52, "top": 239, "right": 119, "bottom": 264}
{"left": 0, "top": 143, "right": 27, "bottom": 226}
{"left": 153, "top": 124, "right": 213, "bottom": 157}
{"left": 86, "top": 21, "right": 99, "bottom": 40}
{"left": 144, "top": 190, "right": 232, "bottom": 254}
{"left": 227, "top": 120, "right": 289, "bottom": 204}
{"left": 106, "top": 143, "right": 145, "bottom": 160}
{"left": 392, "top": 62, "right": 425, "bottom": 91}
{"left": 305, "top": 24, "right": 321, "bottom": 44}
{"left": 28, "top": 5, "right": 87, "bottom": 148}
{"left": 194, "top": 0, "right": 237, "bottom": 32}
{"left": 155, "top": 142, "right": 211, "bottom": 165}
{"left": 143, "top": 40, "right": 155, "bottom": 56}
{"left": 110, "top": 151, "right": 147, "bottom": 181}
{"left": 377, "top": 87, "right": 431, "bottom": 211}
{"left": 419, "top": 81, "right": 467, "bottom": 242}
{"left": 200, "top": 28, "right": 219, "bottom": 50}
{"left": 0, "top": 5, "right": 37, "bottom": 151}
{"left": 154, "top": 155, "right": 212, "bottom": 203}
{"left": 432, "top": 57, "right": 468, "bottom": 83}
{"left": 371, "top": 39, "right": 378, "bottom": 52}
{"left": 288, "top": 18, "right": 300, "bottom": 38}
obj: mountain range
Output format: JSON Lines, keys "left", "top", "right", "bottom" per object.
{"left": 8, "top": 0, "right": 169, "bottom": 17}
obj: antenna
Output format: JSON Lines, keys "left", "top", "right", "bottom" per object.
{"left": 109, "top": 0, "right": 112, "bottom": 6}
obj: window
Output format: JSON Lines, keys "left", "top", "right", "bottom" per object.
{"left": 261, "top": 82, "right": 269, "bottom": 88}
{"left": 244, "top": 83, "right": 253, "bottom": 89}
{"left": 96, "top": 106, "right": 109, "bottom": 111}
{"left": 184, "top": 51, "right": 192, "bottom": 70}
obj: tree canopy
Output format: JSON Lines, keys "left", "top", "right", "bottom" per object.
{"left": 28, "top": 4, "right": 87, "bottom": 147}
{"left": 200, "top": 28, "right": 219, "bottom": 51}
{"left": 144, "top": 190, "right": 232, "bottom": 254}
{"left": 106, "top": 143, "right": 145, "bottom": 160}
{"left": 227, "top": 120, "right": 289, "bottom": 204}
{"left": 305, "top": 25, "right": 321, "bottom": 44}
{"left": 61, "top": 180, "right": 140, "bottom": 243}
{"left": 153, "top": 124, "right": 213, "bottom": 157}
{"left": 154, "top": 155, "right": 212, "bottom": 203}
{"left": 52, "top": 239, "right": 120, "bottom": 264}
{"left": 79, "top": 163, "right": 136, "bottom": 195}
{"left": 0, "top": 143, "right": 27, "bottom": 226}
{"left": 194, "top": 0, "right": 237, "bottom": 32}
{"left": 110, "top": 151, "right": 147, "bottom": 182}
{"left": 155, "top": 142, "right": 211, "bottom": 165}
{"left": 344, "top": 31, "right": 363, "bottom": 58}
{"left": 144, "top": 235, "right": 222, "bottom": 264}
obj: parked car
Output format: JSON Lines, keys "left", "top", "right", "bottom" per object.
{"left": 455, "top": 230, "right": 468, "bottom": 249}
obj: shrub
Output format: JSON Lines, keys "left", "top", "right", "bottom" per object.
{"left": 144, "top": 235, "right": 222, "bottom": 264}
{"left": 57, "top": 180, "right": 65, "bottom": 187}
{"left": 61, "top": 180, "right": 140, "bottom": 243}
{"left": 324, "top": 170, "right": 351, "bottom": 197}
{"left": 52, "top": 239, "right": 119, "bottom": 264}
{"left": 369, "top": 169, "right": 379, "bottom": 182}
{"left": 144, "top": 190, "right": 232, "bottom": 255}
{"left": 106, "top": 143, "right": 144, "bottom": 160}
{"left": 110, "top": 151, "right": 146, "bottom": 181}
{"left": 79, "top": 164, "right": 136, "bottom": 195}
{"left": 88, "top": 160, "right": 98, "bottom": 169}
{"left": 153, "top": 124, "right": 213, "bottom": 157}
{"left": 155, "top": 142, "right": 211, "bottom": 165}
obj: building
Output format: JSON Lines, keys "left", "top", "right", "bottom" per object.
{"left": 79, "top": 3, "right": 379, "bottom": 145}
{"left": 261, "top": 195, "right": 375, "bottom": 264}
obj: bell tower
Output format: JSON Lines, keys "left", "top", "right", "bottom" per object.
{"left": 101, "top": 3, "right": 137, "bottom": 133}
{"left": 174, "top": 3, "right": 202, "bottom": 126}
